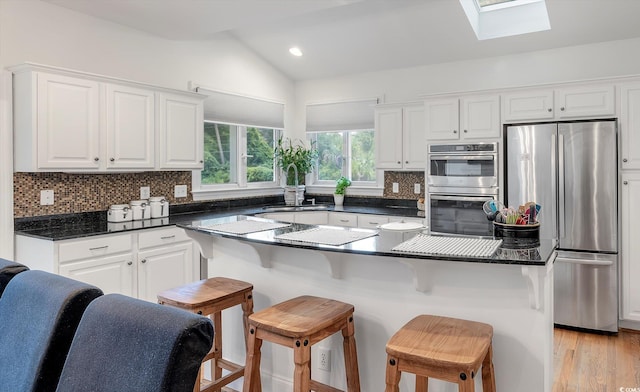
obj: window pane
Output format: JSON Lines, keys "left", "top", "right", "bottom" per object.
{"left": 247, "top": 127, "right": 276, "bottom": 183}
{"left": 202, "top": 122, "right": 237, "bottom": 184}
{"left": 350, "top": 130, "right": 375, "bottom": 181}
{"left": 315, "top": 133, "right": 343, "bottom": 181}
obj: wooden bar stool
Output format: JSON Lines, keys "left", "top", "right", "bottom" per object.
{"left": 242, "top": 295, "right": 361, "bottom": 392}
{"left": 385, "top": 315, "right": 496, "bottom": 392}
{"left": 157, "top": 277, "right": 254, "bottom": 392}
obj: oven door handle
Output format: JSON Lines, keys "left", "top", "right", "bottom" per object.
{"left": 429, "top": 194, "right": 494, "bottom": 202}
{"left": 429, "top": 155, "right": 495, "bottom": 161}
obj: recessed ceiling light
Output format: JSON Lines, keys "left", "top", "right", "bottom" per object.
{"left": 289, "top": 47, "right": 303, "bottom": 57}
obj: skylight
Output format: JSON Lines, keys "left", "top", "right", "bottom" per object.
{"left": 460, "top": 0, "right": 550, "bottom": 40}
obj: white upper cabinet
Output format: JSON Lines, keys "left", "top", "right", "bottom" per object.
{"left": 375, "top": 103, "right": 425, "bottom": 170}
{"left": 426, "top": 94, "right": 500, "bottom": 141}
{"left": 502, "top": 84, "right": 614, "bottom": 123}
{"left": 620, "top": 82, "right": 640, "bottom": 170}
{"left": 105, "top": 84, "right": 155, "bottom": 170}
{"left": 13, "top": 72, "right": 101, "bottom": 171}
{"left": 11, "top": 64, "right": 205, "bottom": 172}
{"left": 157, "top": 93, "right": 204, "bottom": 170}
{"left": 502, "top": 89, "right": 554, "bottom": 122}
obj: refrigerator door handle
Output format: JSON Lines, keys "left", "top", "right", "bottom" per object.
{"left": 550, "top": 135, "right": 557, "bottom": 240}
{"left": 558, "top": 133, "right": 565, "bottom": 240}
{"left": 557, "top": 257, "right": 614, "bottom": 266}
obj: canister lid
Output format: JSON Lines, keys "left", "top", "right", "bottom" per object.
{"left": 149, "top": 196, "right": 166, "bottom": 203}
{"left": 379, "top": 221, "right": 424, "bottom": 231}
{"left": 109, "top": 204, "right": 129, "bottom": 210}
{"left": 130, "top": 200, "right": 147, "bottom": 206}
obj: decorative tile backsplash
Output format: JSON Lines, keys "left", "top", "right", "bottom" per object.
{"left": 383, "top": 171, "right": 426, "bottom": 199}
{"left": 14, "top": 172, "right": 193, "bottom": 218}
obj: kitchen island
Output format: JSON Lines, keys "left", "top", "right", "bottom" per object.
{"left": 181, "top": 215, "right": 555, "bottom": 392}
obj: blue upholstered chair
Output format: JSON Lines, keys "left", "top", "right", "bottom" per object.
{"left": 56, "top": 294, "right": 214, "bottom": 392}
{"left": 0, "top": 258, "right": 29, "bottom": 297}
{"left": 0, "top": 270, "right": 103, "bottom": 392}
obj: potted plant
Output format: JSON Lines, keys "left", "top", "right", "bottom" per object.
{"left": 334, "top": 176, "right": 351, "bottom": 206}
{"left": 273, "top": 137, "right": 318, "bottom": 205}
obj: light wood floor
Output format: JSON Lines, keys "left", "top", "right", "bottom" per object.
{"left": 553, "top": 327, "right": 640, "bottom": 391}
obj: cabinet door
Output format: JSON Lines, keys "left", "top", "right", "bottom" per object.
{"left": 158, "top": 93, "right": 204, "bottom": 170}
{"left": 555, "top": 85, "right": 615, "bottom": 118}
{"left": 328, "top": 212, "right": 358, "bottom": 227}
{"left": 357, "top": 214, "right": 389, "bottom": 229}
{"left": 402, "top": 105, "right": 426, "bottom": 169}
{"left": 37, "top": 73, "right": 100, "bottom": 169}
{"left": 425, "top": 99, "right": 459, "bottom": 141}
{"left": 59, "top": 253, "right": 135, "bottom": 296}
{"left": 294, "top": 212, "right": 329, "bottom": 225}
{"left": 502, "top": 89, "right": 554, "bottom": 122}
{"left": 460, "top": 94, "right": 500, "bottom": 140}
{"left": 620, "top": 82, "right": 640, "bottom": 170}
{"left": 621, "top": 173, "right": 640, "bottom": 321}
{"left": 137, "top": 242, "right": 194, "bottom": 302}
{"left": 105, "top": 84, "right": 155, "bottom": 169}
{"left": 375, "top": 107, "right": 403, "bottom": 169}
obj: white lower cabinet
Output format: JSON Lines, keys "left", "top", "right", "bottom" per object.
{"left": 328, "top": 212, "right": 358, "bottom": 227}
{"left": 15, "top": 226, "right": 198, "bottom": 302}
{"left": 621, "top": 173, "right": 640, "bottom": 321}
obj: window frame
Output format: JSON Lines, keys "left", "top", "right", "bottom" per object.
{"left": 192, "top": 120, "right": 283, "bottom": 201}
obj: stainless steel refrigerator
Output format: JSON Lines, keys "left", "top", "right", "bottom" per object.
{"left": 505, "top": 120, "right": 618, "bottom": 333}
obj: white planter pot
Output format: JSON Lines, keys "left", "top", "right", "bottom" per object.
{"left": 284, "top": 185, "right": 305, "bottom": 206}
{"left": 333, "top": 194, "right": 344, "bottom": 206}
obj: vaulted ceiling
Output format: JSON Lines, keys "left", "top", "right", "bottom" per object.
{"left": 43, "top": 0, "right": 640, "bottom": 81}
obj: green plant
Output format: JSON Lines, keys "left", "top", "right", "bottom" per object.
{"left": 273, "top": 137, "right": 318, "bottom": 186}
{"left": 334, "top": 176, "right": 352, "bottom": 195}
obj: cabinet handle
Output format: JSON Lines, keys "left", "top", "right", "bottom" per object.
{"left": 547, "top": 108, "right": 552, "bottom": 112}
{"left": 89, "top": 245, "right": 108, "bottom": 251}
{"left": 623, "top": 158, "right": 628, "bottom": 162}
{"left": 199, "top": 160, "right": 204, "bottom": 163}
{"left": 624, "top": 181, "right": 628, "bottom": 185}
{"left": 560, "top": 107, "right": 565, "bottom": 111}
{"left": 339, "top": 219, "right": 349, "bottom": 222}
{"left": 94, "top": 157, "right": 99, "bottom": 162}
{"left": 110, "top": 157, "right": 115, "bottom": 162}
{"left": 463, "top": 129, "right": 468, "bottom": 133}
{"left": 405, "top": 160, "right": 409, "bottom": 164}
{"left": 141, "top": 259, "right": 147, "bottom": 264}
{"left": 453, "top": 130, "right": 457, "bottom": 134}
{"left": 160, "top": 235, "right": 175, "bottom": 240}
{"left": 127, "top": 261, "right": 133, "bottom": 266}
{"left": 397, "top": 161, "right": 401, "bottom": 164}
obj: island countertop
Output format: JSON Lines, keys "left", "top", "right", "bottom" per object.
{"left": 178, "top": 214, "right": 556, "bottom": 267}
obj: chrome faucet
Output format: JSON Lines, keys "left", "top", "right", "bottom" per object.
{"left": 285, "top": 163, "right": 300, "bottom": 206}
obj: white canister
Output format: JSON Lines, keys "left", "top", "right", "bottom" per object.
{"left": 130, "top": 200, "right": 151, "bottom": 220}
{"left": 149, "top": 196, "right": 169, "bottom": 218}
{"left": 107, "top": 204, "right": 133, "bottom": 223}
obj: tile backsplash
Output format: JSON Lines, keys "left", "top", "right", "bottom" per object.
{"left": 383, "top": 171, "right": 426, "bottom": 199}
{"left": 14, "top": 172, "right": 193, "bottom": 218}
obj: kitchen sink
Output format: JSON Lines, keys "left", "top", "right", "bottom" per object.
{"left": 261, "top": 204, "right": 332, "bottom": 213}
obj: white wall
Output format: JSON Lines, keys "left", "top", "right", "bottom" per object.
{"left": 293, "top": 36, "right": 640, "bottom": 139}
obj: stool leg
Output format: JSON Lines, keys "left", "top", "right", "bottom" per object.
{"left": 243, "top": 327, "right": 262, "bottom": 392}
{"left": 241, "top": 291, "right": 254, "bottom": 347}
{"left": 415, "top": 375, "right": 428, "bottom": 392}
{"left": 293, "top": 338, "right": 311, "bottom": 392}
{"left": 342, "top": 315, "right": 361, "bottom": 392}
{"left": 213, "top": 311, "right": 223, "bottom": 391}
{"left": 384, "top": 355, "right": 401, "bottom": 392}
{"left": 458, "top": 377, "right": 475, "bottom": 392}
{"left": 481, "top": 344, "right": 496, "bottom": 392}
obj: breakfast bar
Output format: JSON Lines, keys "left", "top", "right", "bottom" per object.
{"left": 180, "top": 215, "right": 556, "bottom": 392}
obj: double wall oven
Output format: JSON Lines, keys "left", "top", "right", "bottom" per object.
{"left": 427, "top": 143, "right": 498, "bottom": 237}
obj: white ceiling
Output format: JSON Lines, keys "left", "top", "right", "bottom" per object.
{"left": 43, "top": 0, "right": 640, "bottom": 81}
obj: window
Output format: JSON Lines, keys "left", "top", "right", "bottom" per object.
{"left": 200, "top": 121, "right": 280, "bottom": 187}
{"left": 309, "top": 129, "right": 376, "bottom": 185}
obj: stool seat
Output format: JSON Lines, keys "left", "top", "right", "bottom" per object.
{"left": 385, "top": 315, "right": 495, "bottom": 392}
{"left": 248, "top": 295, "right": 354, "bottom": 338}
{"left": 158, "top": 277, "right": 254, "bottom": 392}
{"left": 243, "top": 295, "right": 360, "bottom": 392}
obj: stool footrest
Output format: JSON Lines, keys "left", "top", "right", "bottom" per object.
{"left": 310, "top": 380, "right": 344, "bottom": 392}
{"left": 200, "top": 364, "right": 244, "bottom": 392}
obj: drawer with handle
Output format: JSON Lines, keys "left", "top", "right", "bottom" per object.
{"left": 328, "top": 212, "right": 358, "bottom": 227}
{"left": 58, "top": 233, "right": 133, "bottom": 263}
{"left": 138, "top": 226, "right": 191, "bottom": 250}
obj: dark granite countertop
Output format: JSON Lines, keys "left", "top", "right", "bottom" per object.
{"left": 180, "top": 215, "right": 555, "bottom": 266}
{"left": 13, "top": 197, "right": 426, "bottom": 241}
